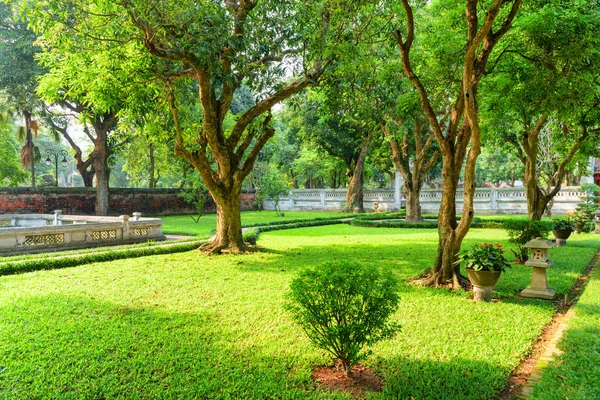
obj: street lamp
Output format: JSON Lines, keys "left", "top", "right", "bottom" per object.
{"left": 45, "top": 149, "right": 69, "bottom": 186}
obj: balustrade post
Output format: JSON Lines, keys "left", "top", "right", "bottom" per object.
{"left": 491, "top": 189, "right": 498, "bottom": 213}
{"left": 320, "top": 190, "right": 326, "bottom": 207}
{"left": 394, "top": 171, "right": 403, "bottom": 210}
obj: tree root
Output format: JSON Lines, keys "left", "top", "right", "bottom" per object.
{"left": 199, "top": 240, "right": 250, "bottom": 255}
{"left": 411, "top": 268, "right": 471, "bottom": 290}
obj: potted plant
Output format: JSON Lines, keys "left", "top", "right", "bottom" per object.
{"left": 552, "top": 219, "right": 575, "bottom": 240}
{"left": 456, "top": 243, "right": 511, "bottom": 302}
{"left": 569, "top": 210, "right": 589, "bottom": 234}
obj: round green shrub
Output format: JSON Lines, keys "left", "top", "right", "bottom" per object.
{"left": 286, "top": 261, "right": 400, "bottom": 375}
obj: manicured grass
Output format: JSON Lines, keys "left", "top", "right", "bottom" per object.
{"left": 160, "top": 211, "right": 354, "bottom": 237}
{"left": 529, "top": 268, "right": 600, "bottom": 400}
{"left": 0, "top": 225, "right": 597, "bottom": 399}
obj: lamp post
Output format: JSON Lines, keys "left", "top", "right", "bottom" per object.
{"left": 45, "top": 149, "right": 68, "bottom": 186}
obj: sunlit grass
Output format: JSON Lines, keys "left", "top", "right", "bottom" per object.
{"left": 0, "top": 225, "right": 597, "bottom": 399}
{"left": 530, "top": 267, "right": 600, "bottom": 400}
{"left": 160, "top": 210, "right": 354, "bottom": 237}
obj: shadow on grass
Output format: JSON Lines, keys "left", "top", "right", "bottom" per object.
{"left": 0, "top": 295, "right": 315, "bottom": 399}
{"left": 0, "top": 294, "right": 526, "bottom": 400}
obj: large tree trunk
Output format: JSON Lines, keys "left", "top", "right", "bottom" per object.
{"left": 345, "top": 137, "right": 369, "bottom": 213}
{"left": 207, "top": 190, "right": 247, "bottom": 254}
{"left": 524, "top": 154, "right": 548, "bottom": 220}
{"left": 91, "top": 118, "right": 114, "bottom": 216}
{"left": 404, "top": 190, "right": 422, "bottom": 221}
{"left": 94, "top": 150, "right": 110, "bottom": 216}
{"left": 421, "top": 153, "right": 469, "bottom": 287}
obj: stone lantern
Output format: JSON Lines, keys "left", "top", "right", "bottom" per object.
{"left": 593, "top": 210, "right": 600, "bottom": 234}
{"left": 520, "top": 237, "right": 556, "bottom": 300}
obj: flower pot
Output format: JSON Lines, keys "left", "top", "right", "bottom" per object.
{"left": 467, "top": 269, "right": 501, "bottom": 302}
{"left": 574, "top": 222, "right": 586, "bottom": 234}
{"left": 553, "top": 229, "right": 572, "bottom": 240}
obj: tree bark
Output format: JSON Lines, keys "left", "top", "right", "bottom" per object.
{"left": 345, "top": 136, "right": 370, "bottom": 213}
{"left": 90, "top": 113, "right": 116, "bottom": 216}
{"left": 426, "top": 153, "right": 465, "bottom": 287}
{"left": 148, "top": 143, "right": 156, "bottom": 188}
{"left": 204, "top": 190, "right": 247, "bottom": 254}
{"left": 404, "top": 190, "right": 422, "bottom": 221}
{"left": 93, "top": 132, "right": 110, "bottom": 216}
{"left": 23, "top": 110, "right": 35, "bottom": 187}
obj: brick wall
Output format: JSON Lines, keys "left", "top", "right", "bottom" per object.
{"left": 0, "top": 187, "right": 257, "bottom": 215}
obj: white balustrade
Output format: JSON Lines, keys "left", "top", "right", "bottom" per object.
{"left": 265, "top": 186, "right": 584, "bottom": 215}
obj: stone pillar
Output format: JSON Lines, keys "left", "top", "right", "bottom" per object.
{"left": 394, "top": 170, "right": 404, "bottom": 210}
{"left": 53, "top": 210, "right": 63, "bottom": 226}
{"left": 490, "top": 189, "right": 498, "bottom": 213}
{"left": 320, "top": 190, "right": 326, "bottom": 208}
{"left": 121, "top": 215, "right": 130, "bottom": 239}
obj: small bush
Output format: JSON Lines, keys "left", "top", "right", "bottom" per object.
{"left": 286, "top": 261, "right": 400, "bottom": 375}
{"left": 242, "top": 228, "right": 259, "bottom": 245}
{"left": 503, "top": 220, "right": 552, "bottom": 263}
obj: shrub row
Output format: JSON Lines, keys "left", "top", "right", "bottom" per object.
{"left": 350, "top": 218, "right": 542, "bottom": 230}
{"left": 353, "top": 211, "right": 407, "bottom": 221}
{"left": 0, "top": 240, "right": 206, "bottom": 276}
{"left": 256, "top": 219, "right": 350, "bottom": 233}
{"left": 245, "top": 219, "right": 351, "bottom": 244}
{"left": 242, "top": 215, "right": 349, "bottom": 228}
{"left": 351, "top": 219, "right": 439, "bottom": 229}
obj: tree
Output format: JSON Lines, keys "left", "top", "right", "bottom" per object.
{"left": 0, "top": 2, "right": 44, "bottom": 187}
{"left": 0, "top": 111, "right": 28, "bottom": 186}
{"left": 392, "top": 0, "right": 521, "bottom": 287}
{"left": 33, "top": 33, "right": 142, "bottom": 214}
{"left": 254, "top": 165, "right": 290, "bottom": 216}
{"left": 380, "top": 89, "right": 439, "bottom": 221}
{"left": 474, "top": 146, "right": 523, "bottom": 187}
{"left": 32, "top": 0, "right": 366, "bottom": 251}
{"left": 482, "top": 0, "right": 600, "bottom": 219}
{"left": 288, "top": 88, "right": 374, "bottom": 212}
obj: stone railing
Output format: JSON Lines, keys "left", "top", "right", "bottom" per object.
{"left": 419, "top": 187, "right": 583, "bottom": 215}
{"left": 265, "top": 186, "right": 584, "bottom": 215}
{"left": 0, "top": 210, "right": 165, "bottom": 255}
{"left": 264, "top": 188, "right": 404, "bottom": 212}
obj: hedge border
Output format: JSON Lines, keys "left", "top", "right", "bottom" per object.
{"left": 0, "top": 240, "right": 206, "bottom": 276}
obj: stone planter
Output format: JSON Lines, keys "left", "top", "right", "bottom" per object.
{"left": 553, "top": 229, "right": 572, "bottom": 240}
{"left": 467, "top": 269, "right": 501, "bottom": 302}
{"left": 553, "top": 229, "right": 572, "bottom": 246}
{"left": 574, "top": 222, "right": 586, "bottom": 234}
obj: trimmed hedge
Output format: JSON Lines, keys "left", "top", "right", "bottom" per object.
{"left": 351, "top": 219, "right": 439, "bottom": 229}
{"left": 350, "top": 217, "right": 509, "bottom": 230}
{"left": 242, "top": 215, "right": 349, "bottom": 228}
{"left": 353, "top": 211, "right": 407, "bottom": 221}
{"left": 256, "top": 219, "right": 350, "bottom": 233}
{"left": 0, "top": 240, "right": 206, "bottom": 276}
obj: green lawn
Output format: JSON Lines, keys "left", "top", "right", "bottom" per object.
{"left": 160, "top": 211, "right": 354, "bottom": 237}
{"left": 529, "top": 267, "right": 600, "bottom": 400}
{"left": 0, "top": 225, "right": 598, "bottom": 399}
